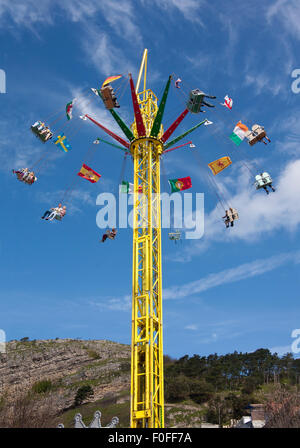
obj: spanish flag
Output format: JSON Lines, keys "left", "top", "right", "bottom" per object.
{"left": 168, "top": 176, "right": 192, "bottom": 192}
{"left": 77, "top": 164, "right": 101, "bottom": 183}
{"left": 208, "top": 156, "right": 232, "bottom": 175}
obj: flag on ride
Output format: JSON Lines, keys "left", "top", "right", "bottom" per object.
{"left": 119, "top": 181, "right": 142, "bottom": 194}
{"left": 229, "top": 121, "right": 249, "bottom": 145}
{"left": 79, "top": 115, "right": 87, "bottom": 120}
{"left": 77, "top": 164, "right": 101, "bottom": 183}
{"left": 66, "top": 99, "right": 75, "bottom": 120}
{"left": 189, "top": 143, "right": 196, "bottom": 148}
{"left": 168, "top": 176, "right": 192, "bottom": 192}
{"left": 93, "top": 138, "right": 100, "bottom": 144}
{"left": 208, "top": 156, "right": 232, "bottom": 175}
{"left": 102, "top": 75, "right": 122, "bottom": 88}
{"left": 91, "top": 88, "right": 102, "bottom": 97}
{"left": 54, "top": 134, "right": 72, "bottom": 152}
{"left": 204, "top": 120, "right": 213, "bottom": 126}
{"left": 221, "top": 95, "right": 233, "bottom": 110}
{"left": 175, "top": 78, "right": 182, "bottom": 88}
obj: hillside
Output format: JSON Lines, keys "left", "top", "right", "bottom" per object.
{"left": 0, "top": 338, "right": 204, "bottom": 427}
{"left": 0, "top": 339, "right": 300, "bottom": 428}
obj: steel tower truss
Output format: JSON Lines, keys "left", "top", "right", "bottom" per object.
{"left": 85, "top": 49, "right": 207, "bottom": 428}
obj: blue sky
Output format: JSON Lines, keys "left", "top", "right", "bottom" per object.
{"left": 1, "top": 0, "right": 300, "bottom": 359}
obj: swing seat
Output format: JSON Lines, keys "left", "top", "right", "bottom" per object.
{"left": 38, "top": 129, "right": 53, "bottom": 143}
{"left": 31, "top": 125, "right": 53, "bottom": 143}
{"left": 31, "top": 123, "right": 43, "bottom": 135}
{"left": 54, "top": 214, "right": 62, "bottom": 221}
{"left": 247, "top": 125, "right": 267, "bottom": 146}
{"left": 101, "top": 85, "right": 116, "bottom": 109}
{"left": 16, "top": 173, "right": 32, "bottom": 184}
{"left": 16, "top": 173, "right": 25, "bottom": 181}
{"left": 255, "top": 173, "right": 272, "bottom": 189}
{"left": 186, "top": 89, "right": 204, "bottom": 114}
{"left": 168, "top": 231, "right": 181, "bottom": 241}
{"left": 24, "top": 178, "right": 36, "bottom": 185}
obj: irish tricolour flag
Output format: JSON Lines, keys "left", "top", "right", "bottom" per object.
{"left": 229, "top": 121, "right": 249, "bottom": 146}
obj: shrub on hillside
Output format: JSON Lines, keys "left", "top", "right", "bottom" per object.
{"left": 74, "top": 385, "right": 94, "bottom": 407}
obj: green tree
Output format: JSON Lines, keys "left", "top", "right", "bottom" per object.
{"left": 74, "top": 385, "right": 94, "bottom": 407}
{"left": 164, "top": 375, "right": 189, "bottom": 402}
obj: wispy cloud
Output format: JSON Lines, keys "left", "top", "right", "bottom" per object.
{"left": 266, "top": 0, "right": 300, "bottom": 40}
{"left": 163, "top": 250, "right": 300, "bottom": 300}
{"left": 244, "top": 73, "right": 283, "bottom": 96}
{"left": 88, "top": 250, "right": 300, "bottom": 311}
{"left": 0, "top": 0, "right": 143, "bottom": 68}
{"left": 81, "top": 30, "right": 135, "bottom": 77}
{"left": 184, "top": 324, "right": 198, "bottom": 331}
{"left": 89, "top": 294, "right": 131, "bottom": 312}
{"left": 149, "top": 0, "right": 205, "bottom": 25}
{"left": 35, "top": 187, "right": 95, "bottom": 214}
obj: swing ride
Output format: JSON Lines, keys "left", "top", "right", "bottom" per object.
{"left": 13, "top": 48, "right": 276, "bottom": 428}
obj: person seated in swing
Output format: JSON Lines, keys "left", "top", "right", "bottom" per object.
{"left": 22, "top": 170, "right": 35, "bottom": 182}
{"left": 246, "top": 124, "right": 271, "bottom": 146}
{"left": 222, "top": 209, "right": 233, "bottom": 228}
{"left": 31, "top": 121, "right": 42, "bottom": 130}
{"left": 39, "top": 126, "right": 53, "bottom": 141}
{"left": 255, "top": 172, "right": 276, "bottom": 195}
{"left": 47, "top": 204, "right": 65, "bottom": 221}
{"left": 25, "top": 171, "right": 37, "bottom": 184}
{"left": 31, "top": 121, "right": 53, "bottom": 141}
{"left": 13, "top": 168, "right": 37, "bottom": 184}
{"left": 13, "top": 167, "right": 29, "bottom": 179}
{"left": 101, "top": 84, "right": 120, "bottom": 109}
{"left": 230, "top": 207, "right": 239, "bottom": 224}
{"left": 31, "top": 121, "right": 44, "bottom": 133}
{"left": 187, "top": 89, "right": 217, "bottom": 114}
{"left": 41, "top": 203, "right": 63, "bottom": 220}
{"left": 101, "top": 228, "right": 117, "bottom": 243}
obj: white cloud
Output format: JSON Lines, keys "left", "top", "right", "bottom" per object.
{"left": 266, "top": 0, "right": 300, "bottom": 40}
{"left": 244, "top": 73, "right": 283, "bottom": 96}
{"left": 36, "top": 187, "right": 95, "bottom": 215}
{"left": 0, "top": 0, "right": 142, "bottom": 45}
{"left": 151, "top": 0, "right": 205, "bottom": 25}
{"left": 82, "top": 30, "right": 134, "bottom": 77}
{"left": 184, "top": 324, "right": 198, "bottom": 331}
{"left": 173, "top": 158, "right": 300, "bottom": 262}
{"left": 273, "top": 112, "right": 300, "bottom": 156}
{"left": 89, "top": 295, "right": 131, "bottom": 312}
{"left": 163, "top": 250, "right": 300, "bottom": 300}
{"left": 86, "top": 250, "right": 300, "bottom": 312}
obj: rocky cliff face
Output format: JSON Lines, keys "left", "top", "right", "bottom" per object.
{"left": 0, "top": 339, "right": 131, "bottom": 415}
{"left": 0, "top": 339, "right": 205, "bottom": 428}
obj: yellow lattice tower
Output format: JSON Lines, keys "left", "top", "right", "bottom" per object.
{"left": 130, "top": 49, "right": 165, "bottom": 428}
{"left": 85, "top": 49, "right": 206, "bottom": 428}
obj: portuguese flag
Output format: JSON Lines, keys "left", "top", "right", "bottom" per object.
{"left": 168, "top": 176, "right": 192, "bottom": 192}
{"left": 77, "top": 164, "right": 101, "bottom": 183}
